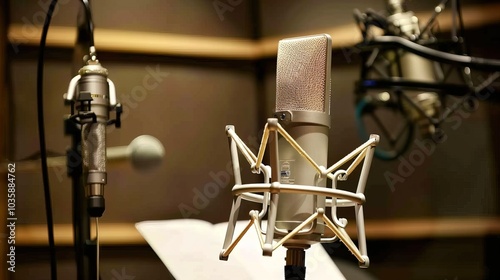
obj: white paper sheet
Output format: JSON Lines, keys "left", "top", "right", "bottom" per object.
{"left": 136, "top": 219, "right": 346, "bottom": 280}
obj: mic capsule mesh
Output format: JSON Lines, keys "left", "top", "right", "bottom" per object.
{"left": 276, "top": 34, "right": 330, "bottom": 113}
{"left": 82, "top": 122, "right": 106, "bottom": 172}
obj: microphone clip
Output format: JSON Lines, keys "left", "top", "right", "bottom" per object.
{"left": 107, "top": 103, "right": 122, "bottom": 128}
{"left": 67, "top": 91, "right": 97, "bottom": 125}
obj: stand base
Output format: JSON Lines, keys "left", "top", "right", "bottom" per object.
{"left": 284, "top": 265, "right": 306, "bottom": 280}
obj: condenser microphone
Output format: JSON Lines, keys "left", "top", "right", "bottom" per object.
{"left": 385, "top": 0, "right": 440, "bottom": 137}
{"left": 274, "top": 34, "right": 332, "bottom": 275}
{"left": 66, "top": 47, "right": 118, "bottom": 217}
{"left": 220, "top": 34, "right": 377, "bottom": 278}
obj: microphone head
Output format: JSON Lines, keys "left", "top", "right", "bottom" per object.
{"left": 387, "top": 0, "right": 406, "bottom": 14}
{"left": 276, "top": 34, "right": 332, "bottom": 116}
{"left": 127, "top": 135, "right": 165, "bottom": 171}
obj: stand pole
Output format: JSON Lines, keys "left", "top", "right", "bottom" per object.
{"left": 68, "top": 1, "right": 99, "bottom": 278}
{"left": 284, "top": 247, "right": 307, "bottom": 280}
{"left": 66, "top": 119, "right": 97, "bottom": 280}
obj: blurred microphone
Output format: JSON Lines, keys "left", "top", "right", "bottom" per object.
{"left": 273, "top": 34, "right": 332, "bottom": 275}
{"left": 66, "top": 47, "right": 119, "bottom": 217}
{"left": 107, "top": 135, "right": 165, "bottom": 170}
{"left": 386, "top": 0, "right": 440, "bottom": 137}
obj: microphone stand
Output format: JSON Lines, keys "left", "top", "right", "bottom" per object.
{"left": 66, "top": 10, "right": 96, "bottom": 276}
{"left": 65, "top": 46, "right": 122, "bottom": 280}
{"left": 66, "top": 2, "right": 116, "bottom": 279}
{"left": 65, "top": 117, "right": 96, "bottom": 280}
{"left": 284, "top": 247, "right": 307, "bottom": 280}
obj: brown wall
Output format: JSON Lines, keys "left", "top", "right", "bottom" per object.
{"left": 6, "top": 0, "right": 500, "bottom": 279}
{"left": 8, "top": 1, "right": 260, "bottom": 279}
{"left": 9, "top": 0, "right": 255, "bottom": 38}
{"left": 10, "top": 52, "right": 261, "bottom": 225}
{"left": 1, "top": 2, "right": 9, "bottom": 280}
{"left": 258, "top": 0, "right": 497, "bottom": 37}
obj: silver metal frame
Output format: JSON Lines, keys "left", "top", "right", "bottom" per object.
{"left": 219, "top": 118, "right": 379, "bottom": 268}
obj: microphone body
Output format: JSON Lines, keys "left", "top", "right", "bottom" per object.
{"left": 79, "top": 66, "right": 109, "bottom": 217}
{"left": 385, "top": 0, "right": 440, "bottom": 137}
{"left": 66, "top": 51, "right": 118, "bottom": 217}
{"left": 274, "top": 34, "right": 332, "bottom": 256}
{"left": 220, "top": 34, "right": 378, "bottom": 275}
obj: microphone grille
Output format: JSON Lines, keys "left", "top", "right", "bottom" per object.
{"left": 276, "top": 34, "right": 331, "bottom": 113}
{"left": 82, "top": 123, "right": 106, "bottom": 172}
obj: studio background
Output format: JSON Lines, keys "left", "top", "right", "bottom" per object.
{"left": 1, "top": 0, "right": 499, "bottom": 279}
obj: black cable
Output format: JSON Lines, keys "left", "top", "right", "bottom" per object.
{"left": 455, "top": 0, "right": 471, "bottom": 56}
{"left": 37, "top": 0, "right": 59, "bottom": 279}
{"left": 80, "top": 0, "right": 94, "bottom": 47}
{"left": 368, "top": 36, "right": 500, "bottom": 72}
